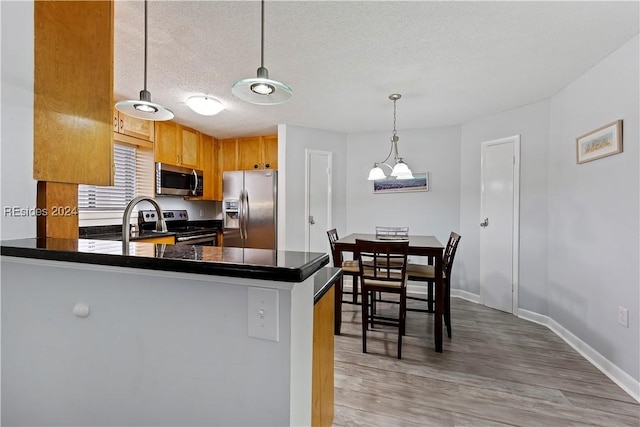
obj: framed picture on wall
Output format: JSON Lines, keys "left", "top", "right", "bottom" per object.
{"left": 373, "top": 172, "right": 429, "bottom": 194}
{"left": 576, "top": 120, "right": 623, "bottom": 164}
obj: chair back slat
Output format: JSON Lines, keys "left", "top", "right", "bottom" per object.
{"left": 326, "top": 228, "right": 339, "bottom": 262}
{"left": 443, "top": 232, "right": 461, "bottom": 277}
{"left": 355, "top": 239, "right": 409, "bottom": 287}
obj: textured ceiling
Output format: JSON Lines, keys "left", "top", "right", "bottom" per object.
{"left": 114, "top": 1, "right": 639, "bottom": 139}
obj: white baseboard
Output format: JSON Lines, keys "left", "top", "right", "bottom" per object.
{"left": 341, "top": 283, "right": 640, "bottom": 402}
{"left": 519, "top": 309, "right": 640, "bottom": 403}
{"left": 451, "top": 289, "right": 481, "bottom": 304}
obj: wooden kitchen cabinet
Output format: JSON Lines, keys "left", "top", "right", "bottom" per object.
{"left": 154, "top": 121, "right": 200, "bottom": 169}
{"left": 113, "top": 107, "right": 155, "bottom": 143}
{"left": 199, "top": 133, "right": 221, "bottom": 201}
{"left": 219, "top": 138, "right": 239, "bottom": 172}
{"left": 134, "top": 235, "right": 175, "bottom": 245}
{"left": 237, "top": 136, "right": 262, "bottom": 170}
{"left": 312, "top": 284, "right": 335, "bottom": 427}
{"left": 220, "top": 134, "right": 278, "bottom": 172}
{"left": 33, "top": 0, "right": 114, "bottom": 186}
{"left": 262, "top": 134, "right": 278, "bottom": 169}
{"left": 181, "top": 126, "right": 200, "bottom": 169}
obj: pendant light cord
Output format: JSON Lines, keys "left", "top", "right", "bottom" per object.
{"left": 143, "top": 0, "right": 148, "bottom": 92}
{"left": 392, "top": 96, "right": 399, "bottom": 162}
{"left": 260, "top": 0, "right": 265, "bottom": 68}
{"left": 376, "top": 96, "right": 399, "bottom": 166}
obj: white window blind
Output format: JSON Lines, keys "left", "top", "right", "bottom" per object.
{"left": 79, "top": 144, "right": 154, "bottom": 211}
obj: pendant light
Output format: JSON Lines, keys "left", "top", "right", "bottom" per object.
{"left": 115, "top": 0, "right": 173, "bottom": 121}
{"left": 231, "top": 0, "right": 293, "bottom": 105}
{"left": 367, "top": 94, "right": 414, "bottom": 180}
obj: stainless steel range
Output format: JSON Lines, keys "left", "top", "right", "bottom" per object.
{"left": 138, "top": 209, "right": 219, "bottom": 246}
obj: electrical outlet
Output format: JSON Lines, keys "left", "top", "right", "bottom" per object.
{"left": 618, "top": 306, "right": 629, "bottom": 328}
{"left": 248, "top": 287, "right": 279, "bottom": 341}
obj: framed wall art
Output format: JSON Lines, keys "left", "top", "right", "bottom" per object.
{"left": 576, "top": 120, "right": 623, "bottom": 164}
{"left": 373, "top": 172, "right": 429, "bottom": 194}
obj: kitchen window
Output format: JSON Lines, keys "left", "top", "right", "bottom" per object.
{"left": 78, "top": 143, "right": 154, "bottom": 225}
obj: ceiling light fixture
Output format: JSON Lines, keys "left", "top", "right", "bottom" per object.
{"left": 368, "top": 94, "right": 414, "bottom": 180}
{"left": 115, "top": 0, "right": 173, "bottom": 121}
{"left": 231, "top": 0, "right": 293, "bottom": 105}
{"left": 186, "top": 95, "right": 224, "bottom": 116}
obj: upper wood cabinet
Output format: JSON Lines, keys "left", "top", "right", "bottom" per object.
{"left": 220, "top": 134, "right": 278, "bottom": 172}
{"left": 199, "top": 134, "right": 221, "bottom": 201}
{"left": 219, "top": 138, "right": 239, "bottom": 172}
{"left": 237, "top": 136, "right": 262, "bottom": 170}
{"left": 154, "top": 121, "right": 200, "bottom": 169}
{"left": 33, "top": 0, "right": 114, "bottom": 185}
{"left": 262, "top": 134, "right": 278, "bottom": 170}
{"left": 180, "top": 126, "right": 200, "bottom": 169}
{"left": 113, "top": 108, "right": 155, "bottom": 143}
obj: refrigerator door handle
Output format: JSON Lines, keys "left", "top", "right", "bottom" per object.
{"left": 239, "top": 191, "right": 246, "bottom": 239}
{"left": 242, "top": 189, "right": 249, "bottom": 240}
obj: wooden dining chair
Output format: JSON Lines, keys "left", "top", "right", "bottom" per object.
{"left": 355, "top": 239, "right": 409, "bottom": 359}
{"left": 327, "top": 229, "right": 360, "bottom": 305}
{"left": 406, "top": 232, "right": 461, "bottom": 338}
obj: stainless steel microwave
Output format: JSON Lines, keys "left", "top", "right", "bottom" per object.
{"left": 155, "top": 163, "right": 203, "bottom": 197}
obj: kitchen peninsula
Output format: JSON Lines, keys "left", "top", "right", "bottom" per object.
{"left": 1, "top": 238, "right": 332, "bottom": 426}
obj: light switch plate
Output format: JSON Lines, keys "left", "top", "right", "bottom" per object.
{"left": 248, "top": 287, "right": 279, "bottom": 342}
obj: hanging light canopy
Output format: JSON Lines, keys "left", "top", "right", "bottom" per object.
{"left": 115, "top": 0, "right": 173, "bottom": 121}
{"left": 231, "top": 0, "right": 293, "bottom": 105}
{"left": 367, "top": 94, "right": 414, "bottom": 180}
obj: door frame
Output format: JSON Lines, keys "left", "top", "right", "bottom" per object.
{"left": 304, "top": 149, "right": 333, "bottom": 253}
{"left": 480, "top": 135, "right": 521, "bottom": 315}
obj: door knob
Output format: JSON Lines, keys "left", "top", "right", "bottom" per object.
{"left": 480, "top": 218, "right": 489, "bottom": 227}
{"left": 309, "top": 215, "right": 315, "bottom": 225}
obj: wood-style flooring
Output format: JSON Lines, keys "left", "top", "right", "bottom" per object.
{"left": 333, "top": 295, "right": 639, "bottom": 427}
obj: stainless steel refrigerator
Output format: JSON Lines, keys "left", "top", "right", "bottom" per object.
{"left": 223, "top": 170, "right": 277, "bottom": 250}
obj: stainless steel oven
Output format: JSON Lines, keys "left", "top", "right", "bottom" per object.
{"left": 138, "top": 209, "right": 218, "bottom": 246}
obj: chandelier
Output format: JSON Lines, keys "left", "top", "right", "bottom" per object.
{"left": 367, "top": 94, "right": 414, "bottom": 180}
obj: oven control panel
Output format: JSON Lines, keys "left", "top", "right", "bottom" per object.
{"left": 139, "top": 209, "right": 189, "bottom": 223}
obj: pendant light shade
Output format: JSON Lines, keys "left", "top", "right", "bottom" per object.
{"left": 367, "top": 94, "right": 414, "bottom": 180}
{"left": 232, "top": 0, "right": 293, "bottom": 105}
{"left": 367, "top": 164, "right": 387, "bottom": 180}
{"left": 115, "top": 0, "right": 173, "bottom": 121}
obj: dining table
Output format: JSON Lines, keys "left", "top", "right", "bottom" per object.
{"left": 331, "top": 233, "right": 445, "bottom": 353}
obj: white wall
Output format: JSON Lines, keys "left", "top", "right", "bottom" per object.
{"left": 459, "top": 99, "right": 550, "bottom": 314}
{"left": 547, "top": 34, "right": 639, "bottom": 381}
{"left": 1, "top": 1, "right": 37, "bottom": 240}
{"left": 346, "top": 126, "right": 461, "bottom": 250}
{"left": 155, "top": 197, "right": 220, "bottom": 220}
{"left": 2, "top": 257, "right": 313, "bottom": 426}
{"left": 280, "top": 125, "right": 348, "bottom": 252}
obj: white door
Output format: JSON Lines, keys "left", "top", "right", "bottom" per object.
{"left": 305, "top": 150, "right": 332, "bottom": 253}
{"left": 480, "top": 135, "right": 520, "bottom": 314}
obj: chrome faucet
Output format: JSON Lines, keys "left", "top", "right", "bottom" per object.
{"left": 122, "top": 196, "right": 167, "bottom": 254}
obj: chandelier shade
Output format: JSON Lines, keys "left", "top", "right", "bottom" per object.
{"left": 367, "top": 94, "right": 414, "bottom": 180}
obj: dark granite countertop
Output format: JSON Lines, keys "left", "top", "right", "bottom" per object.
{"left": 1, "top": 238, "right": 329, "bottom": 283}
{"left": 79, "top": 220, "right": 223, "bottom": 242}
{"left": 313, "top": 267, "right": 342, "bottom": 304}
